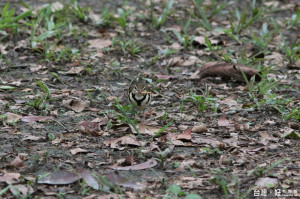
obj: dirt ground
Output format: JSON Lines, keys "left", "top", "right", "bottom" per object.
{"left": 0, "top": 0, "right": 300, "bottom": 198}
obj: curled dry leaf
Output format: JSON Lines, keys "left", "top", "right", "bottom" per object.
{"left": 38, "top": 171, "right": 80, "bottom": 185}
{"left": 192, "top": 124, "right": 207, "bottom": 133}
{"left": 234, "top": 123, "right": 250, "bottom": 131}
{"left": 78, "top": 121, "right": 103, "bottom": 135}
{"left": 7, "top": 156, "right": 25, "bottom": 168}
{"left": 167, "top": 56, "right": 182, "bottom": 67}
{"left": 70, "top": 148, "right": 88, "bottom": 155}
{"left": 22, "top": 115, "right": 54, "bottom": 123}
{"left": 218, "top": 114, "right": 230, "bottom": 127}
{"left": 109, "top": 158, "right": 157, "bottom": 171}
{"left": 62, "top": 99, "right": 87, "bottom": 112}
{"left": 198, "top": 62, "right": 259, "bottom": 82}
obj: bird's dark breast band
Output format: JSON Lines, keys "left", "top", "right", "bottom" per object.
{"left": 131, "top": 93, "right": 150, "bottom": 106}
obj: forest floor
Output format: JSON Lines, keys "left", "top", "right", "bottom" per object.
{"left": 0, "top": 0, "right": 299, "bottom": 198}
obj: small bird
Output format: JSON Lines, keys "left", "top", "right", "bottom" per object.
{"left": 128, "top": 80, "right": 152, "bottom": 120}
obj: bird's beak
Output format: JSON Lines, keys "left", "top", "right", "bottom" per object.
{"left": 140, "top": 91, "right": 152, "bottom": 94}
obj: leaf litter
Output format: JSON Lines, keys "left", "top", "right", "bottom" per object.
{"left": 0, "top": 0, "right": 299, "bottom": 198}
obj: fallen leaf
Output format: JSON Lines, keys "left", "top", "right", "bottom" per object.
{"left": 287, "top": 59, "right": 300, "bottom": 69}
{"left": 219, "top": 97, "right": 238, "bottom": 106}
{"left": 192, "top": 125, "right": 207, "bottom": 133}
{"left": 199, "top": 62, "right": 260, "bottom": 82}
{"left": 175, "top": 128, "right": 192, "bottom": 141}
{"left": 218, "top": 114, "right": 230, "bottom": 127}
{"left": 255, "top": 177, "right": 278, "bottom": 188}
{"left": 104, "top": 135, "right": 145, "bottom": 149}
{"left": 103, "top": 172, "right": 144, "bottom": 190}
{"left": 7, "top": 156, "right": 25, "bottom": 168}
{"left": 88, "top": 39, "right": 112, "bottom": 50}
{"left": 78, "top": 121, "right": 102, "bottom": 135}
{"left": 155, "top": 74, "right": 174, "bottom": 80}
{"left": 0, "top": 173, "right": 21, "bottom": 184}
{"left": 78, "top": 169, "right": 99, "bottom": 190}
{"left": 167, "top": 57, "right": 182, "bottom": 67}
{"left": 134, "top": 123, "right": 162, "bottom": 136}
{"left": 9, "top": 184, "right": 34, "bottom": 196}
{"left": 193, "top": 36, "right": 219, "bottom": 46}
{"left": 38, "top": 171, "right": 80, "bottom": 185}
{"left": 62, "top": 99, "right": 87, "bottom": 112}
{"left": 109, "top": 158, "right": 157, "bottom": 171}
{"left": 4, "top": 112, "right": 22, "bottom": 123}
{"left": 22, "top": 116, "right": 54, "bottom": 123}
{"left": 70, "top": 148, "right": 88, "bottom": 155}
{"left": 22, "top": 134, "right": 43, "bottom": 141}
{"left": 282, "top": 128, "right": 300, "bottom": 139}
{"left": 192, "top": 137, "right": 218, "bottom": 148}
{"left": 66, "top": 66, "right": 85, "bottom": 75}
{"left": 169, "top": 42, "right": 182, "bottom": 50}
{"left": 265, "top": 52, "right": 284, "bottom": 67}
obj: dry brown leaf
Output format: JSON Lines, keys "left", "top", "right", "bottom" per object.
{"left": 78, "top": 169, "right": 99, "bottom": 190}
{"left": 193, "top": 36, "right": 219, "bottom": 46}
{"left": 0, "top": 173, "right": 21, "bottom": 184}
{"left": 132, "top": 123, "right": 161, "bottom": 136}
{"left": 22, "top": 134, "right": 43, "bottom": 141}
{"left": 104, "top": 135, "right": 145, "bottom": 149}
{"left": 4, "top": 112, "right": 22, "bottom": 123}
{"left": 264, "top": 52, "right": 284, "bottom": 67}
{"left": 22, "top": 115, "right": 54, "bottom": 123}
{"left": 192, "top": 137, "right": 218, "bottom": 148}
{"left": 88, "top": 39, "right": 112, "bottom": 50}
{"left": 155, "top": 74, "right": 174, "bottom": 80}
{"left": 199, "top": 62, "right": 259, "bottom": 82}
{"left": 70, "top": 148, "right": 88, "bottom": 155}
{"left": 219, "top": 97, "right": 238, "bottom": 106}
{"left": 169, "top": 42, "right": 182, "bottom": 50}
{"left": 7, "top": 156, "right": 25, "bottom": 168}
{"left": 78, "top": 121, "right": 102, "bottom": 135}
{"left": 66, "top": 66, "right": 85, "bottom": 75}
{"left": 9, "top": 184, "right": 34, "bottom": 196}
{"left": 255, "top": 177, "right": 278, "bottom": 188}
{"left": 109, "top": 158, "right": 157, "bottom": 171}
{"left": 62, "top": 99, "right": 87, "bottom": 112}
{"left": 218, "top": 114, "right": 230, "bottom": 127}
{"left": 287, "top": 59, "right": 300, "bottom": 69}
{"left": 167, "top": 57, "right": 182, "bottom": 67}
{"left": 38, "top": 171, "right": 80, "bottom": 185}
{"left": 175, "top": 128, "right": 192, "bottom": 141}
{"left": 103, "top": 172, "right": 144, "bottom": 190}
{"left": 192, "top": 124, "right": 207, "bottom": 133}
